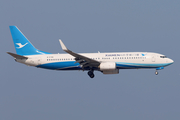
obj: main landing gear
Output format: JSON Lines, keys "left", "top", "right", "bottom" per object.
{"left": 88, "top": 70, "right": 95, "bottom": 78}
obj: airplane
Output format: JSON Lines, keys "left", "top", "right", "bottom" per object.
{"left": 7, "top": 26, "right": 174, "bottom": 78}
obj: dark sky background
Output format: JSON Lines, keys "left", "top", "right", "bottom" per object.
{"left": 1, "top": 0, "right": 180, "bottom": 120}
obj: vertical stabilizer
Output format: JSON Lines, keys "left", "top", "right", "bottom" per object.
{"left": 9, "top": 26, "right": 50, "bottom": 56}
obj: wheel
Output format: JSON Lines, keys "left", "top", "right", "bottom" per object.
{"left": 155, "top": 71, "right": 158, "bottom": 75}
{"left": 88, "top": 71, "right": 93, "bottom": 76}
{"left": 88, "top": 70, "right": 95, "bottom": 78}
{"left": 90, "top": 74, "right": 95, "bottom": 78}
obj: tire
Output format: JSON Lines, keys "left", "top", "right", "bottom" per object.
{"left": 155, "top": 71, "right": 158, "bottom": 75}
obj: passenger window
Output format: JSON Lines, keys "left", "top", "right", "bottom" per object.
{"left": 160, "top": 56, "right": 167, "bottom": 58}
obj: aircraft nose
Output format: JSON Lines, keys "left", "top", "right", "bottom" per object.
{"left": 169, "top": 58, "right": 174, "bottom": 64}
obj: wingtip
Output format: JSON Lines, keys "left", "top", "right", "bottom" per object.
{"left": 59, "top": 39, "right": 68, "bottom": 51}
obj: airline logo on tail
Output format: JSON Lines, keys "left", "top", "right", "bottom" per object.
{"left": 16, "top": 43, "right": 28, "bottom": 49}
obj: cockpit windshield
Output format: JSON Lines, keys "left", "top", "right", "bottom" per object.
{"left": 160, "top": 56, "right": 167, "bottom": 58}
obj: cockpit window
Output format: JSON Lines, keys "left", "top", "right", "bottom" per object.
{"left": 160, "top": 56, "right": 167, "bottom": 58}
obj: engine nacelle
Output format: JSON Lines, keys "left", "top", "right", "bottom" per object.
{"left": 99, "top": 62, "right": 116, "bottom": 70}
{"left": 99, "top": 62, "right": 119, "bottom": 74}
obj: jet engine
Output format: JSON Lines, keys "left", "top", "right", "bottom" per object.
{"left": 99, "top": 62, "right": 119, "bottom": 74}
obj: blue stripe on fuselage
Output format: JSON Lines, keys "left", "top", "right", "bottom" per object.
{"left": 37, "top": 61, "right": 80, "bottom": 70}
{"left": 116, "top": 62, "right": 172, "bottom": 69}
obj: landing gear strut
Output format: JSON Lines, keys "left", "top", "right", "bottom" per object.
{"left": 155, "top": 71, "right": 158, "bottom": 75}
{"left": 88, "top": 70, "right": 95, "bottom": 78}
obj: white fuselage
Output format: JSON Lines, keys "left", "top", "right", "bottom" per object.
{"left": 16, "top": 52, "right": 173, "bottom": 71}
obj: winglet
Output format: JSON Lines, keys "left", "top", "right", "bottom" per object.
{"left": 59, "top": 39, "right": 68, "bottom": 51}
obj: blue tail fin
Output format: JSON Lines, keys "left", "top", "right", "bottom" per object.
{"left": 9, "top": 26, "right": 51, "bottom": 56}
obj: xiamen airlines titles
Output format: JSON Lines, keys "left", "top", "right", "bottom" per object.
{"left": 7, "top": 26, "right": 174, "bottom": 78}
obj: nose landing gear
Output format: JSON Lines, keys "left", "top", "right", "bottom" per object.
{"left": 155, "top": 67, "right": 164, "bottom": 75}
{"left": 155, "top": 71, "right": 158, "bottom": 75}
{"left": 88, "top": 70, "right": 95, "bottom": 78}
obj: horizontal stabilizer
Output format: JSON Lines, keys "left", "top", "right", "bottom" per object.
{"left": 7, "top": 52, "right": 28, "bottom": 59}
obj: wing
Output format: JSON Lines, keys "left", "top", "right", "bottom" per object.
{"left": 59, "top": 40, "right": 100, "bottom": 68}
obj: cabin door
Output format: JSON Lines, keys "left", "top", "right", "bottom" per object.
{"left": 152, "top": 55, "right": 156, "bottom": 62}
{"left": 37, "top": 57, "right": 42, "bottom": 65}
